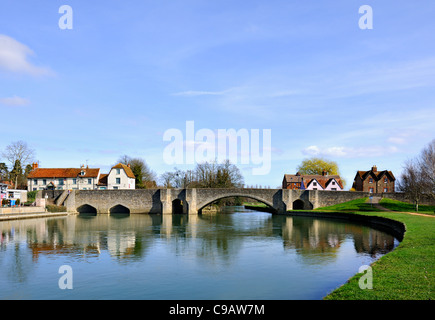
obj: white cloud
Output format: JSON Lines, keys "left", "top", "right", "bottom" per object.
{"left": 302, "top": 145, "right": 399, "bottom": 158}
{"left": 0, "top": 96, "right": 30, "bottom": 106}
{"left": 0, "top": 34, "right": 52, "bottom": 76}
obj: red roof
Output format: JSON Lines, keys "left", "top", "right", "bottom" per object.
{"left": 112, "top": 163, "right": 135, "bottom": 179}
{"left": 27, "top": 168, "right": 100, "bottom": 179}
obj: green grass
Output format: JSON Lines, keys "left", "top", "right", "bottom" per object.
{"left": 315, "top": 197, "right": 378, "bottom": 212}
{"left": 380, "top": 198, "right": 435, "bottom": 215}
{"left": 313, "top": 198, "right": 435, "bottom": 300}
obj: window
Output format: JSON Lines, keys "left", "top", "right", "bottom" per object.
{"left": 113, "top": 186, "right": 118, "bottom": 190}
{"left": 34, "top": 179, "right": 37, "bottom": 185}
{"left": 313, "top": 182, "right": 317, "bottom": 186}
{"left": 331, "top": 188, "right": 337, "bottom": 191}
{"left": 384, "top": 177, "right": 388, "bottom": 183}
{"left": 58, "top": 179, "right": 64, "bottom": 185}
{"left": 369, "top": 187, "right": 374, "bottom": 193}
{"left": 369, "top": 178, "right": 373, "bottom": 183}
{"left": 384, "top": 188, "right": 388, "bottom": 193}
{"left": 88, "top": 178, "right": 92, "bottom": 184}
{"left": 73, "top": 178, "right": 77, "bottom": 184}
{"left": 43, "top": 179, "right": 46, "bottom": 185}
{"left": 116, "top": 169, "right": 121, "bottom": 175}
{"left": 332, "top": 181, "right": 336, "bottom": 185}
{"left": 116, "top": 178, "right": 121, "bottom": 184}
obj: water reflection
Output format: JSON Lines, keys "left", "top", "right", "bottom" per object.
{"left": 0, "top": 209, "right": 397, "bottom": 265}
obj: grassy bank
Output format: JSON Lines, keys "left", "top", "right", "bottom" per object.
{"left": 379, "top": 198, "right": 435, "bottom": 215}
{"left": 311, "top": 198, "right": 435, "bottom": 300}
{"left": 315, "top": 197, "right": 378, "bottom": 212}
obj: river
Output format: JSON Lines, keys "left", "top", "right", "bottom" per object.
{"left": 0, "top": 206, "right": 399, "bottom": 300}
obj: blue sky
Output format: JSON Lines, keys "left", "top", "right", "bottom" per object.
{"left": 1, "top": 0, "right": 435, "bottom": 188}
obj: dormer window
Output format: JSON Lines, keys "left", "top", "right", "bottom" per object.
{"left": 80, "top": 170, "right": 85, "bottom": 176}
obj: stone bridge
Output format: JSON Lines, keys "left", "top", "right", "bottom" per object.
{"left": 63, "top": 188, "right": 376, "bottom": 215}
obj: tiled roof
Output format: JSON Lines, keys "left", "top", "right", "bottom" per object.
{"left": 112, "top": 163, "right": 135, "bottom": 179}
{"left": 27, "top": 168, "right": 100, "bottom": 179}
{"left": 355, "top": 169, "right": 395, "bottom": 181}
{"left": 98, "top": 174, "right": 108, "bottom": 186}
{"left": 283, "top": 174, "right": 344, "bottom": 189}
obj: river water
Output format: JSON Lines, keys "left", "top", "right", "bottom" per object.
{"left": 0, "top": 207, "right": 399, "bottom": 300}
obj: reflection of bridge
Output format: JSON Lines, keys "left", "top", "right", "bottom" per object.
{"left": 63, "top": 188, "right": 373, "bottom": 215}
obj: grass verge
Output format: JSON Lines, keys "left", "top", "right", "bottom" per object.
{"left": 313, "top": 200, "right": 435, "bottom": 300}
{"left": 380, "top": 198, "right": 435, "bottom": 215}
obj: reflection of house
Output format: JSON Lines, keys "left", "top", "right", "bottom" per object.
{"left": 282, "top": 171, "right": 344, "bottom": 191}
{"left": 352, "top": 165, "right": 395, "bottom": 193}
{"left": 27, "top": 162, "right": 136, "bottom": 191}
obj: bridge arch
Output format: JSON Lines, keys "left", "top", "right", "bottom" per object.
{"left": 292, "top": 199, "right": 313, "bottom": 210}
{"left": 196, "top": 194, "right": 276, "bottom": 214}
{"left": 77, "top": 204, "right": 97, "bottom": 214}
{"left": 109, "top": 204, "right": 130, "bottom": 214}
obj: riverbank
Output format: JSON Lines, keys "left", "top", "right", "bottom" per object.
{"left": 284, "top": 198, "right": 434, "bottom": 300}
{"left": 0, "top": 210, "right": 70, "bottom": 221}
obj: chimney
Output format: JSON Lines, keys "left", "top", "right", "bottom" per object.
{"left": 322, "top": 170, "right": 327, "bottom": 176}
{"left": 127, "top": 163, "right": 131, "bottom": 168}
{"left": 372, "top": 165, "right": 378, "bottom": 173}
{"left": 32, "top": 162, "right": 38, "bottom": 170}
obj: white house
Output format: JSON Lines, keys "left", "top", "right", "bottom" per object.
{"left": 97, "top": 163, "right": 135, "bottom": 190}
{"left": 283, "top": 171, "right": 344, "bottom": 191}
{"left": 27, "top": 163, "right": 100, "bottom": 191}
{"left": 27, "top": 162, "right": 136, "bottom": 191}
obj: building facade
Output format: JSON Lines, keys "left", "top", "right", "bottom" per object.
{"left": 282, "top": 171, "right": 344, "bottom": 191}
{"left": 352, "top": 165, "right": 395, "bottom": 193}
{"left": 98, "top": 163, "right": 135, "bottom": 190}
{"left": 27, "top": 162, "right": 136, "bottom": 191}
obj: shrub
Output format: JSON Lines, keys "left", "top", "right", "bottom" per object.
{"left": 46, "top": 204, "right": 67, "bottom": 212}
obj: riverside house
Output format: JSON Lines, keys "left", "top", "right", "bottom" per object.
{"left": 27, "top": 162, "right": 136, "bottom": 191}
{"left": 282, "top": 171, "right": 344, "bottom": 191}
{"left": 352, "top": 165, "right": 395, "bottom": 193}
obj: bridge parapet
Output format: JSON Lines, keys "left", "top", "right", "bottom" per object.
{"left": 65, "top": 188, "right": 382, "bottom": 215}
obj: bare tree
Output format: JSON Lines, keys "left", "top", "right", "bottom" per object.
{"left": 398, "top": 159, "right": 426, "bottom": 211}
{"left": 419, "top": 139, "right": 435, "bottom": 201}
{"left": 2, "top": 140, "right": 35, "bottom": 167}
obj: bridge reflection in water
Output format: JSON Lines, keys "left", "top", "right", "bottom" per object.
{"left": 0, "top": 209, "right": 397, "bottom": 263}
{"left": 0, "top": 207, "right": 400, "bottom": 299}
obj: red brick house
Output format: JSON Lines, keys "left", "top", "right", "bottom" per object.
{"left": 352, "top": 165, "right": 395, "bottom": 193}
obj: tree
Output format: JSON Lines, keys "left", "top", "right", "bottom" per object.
{"left": 399, "top": 139, "right": 435, "bottom": 210}
{"left": 2, "top": 140, "right": 35, "bottom": 168}
{"left": 10, "top": 160, "right": 23, "bottom": 189}
{"left": 398, "top": 159, "right": 426, "bottom": 212}
{"left": 0, "top": 163, "right": 8, "bottom": 180}
{"left": 159, "top": 160, "right": 244, "bottom": 189}
{"left": 296, "top": 157, "right": 346, "bottom": 187}
{"left": 419, "top": 139, "right": 435, "bottom": 201}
